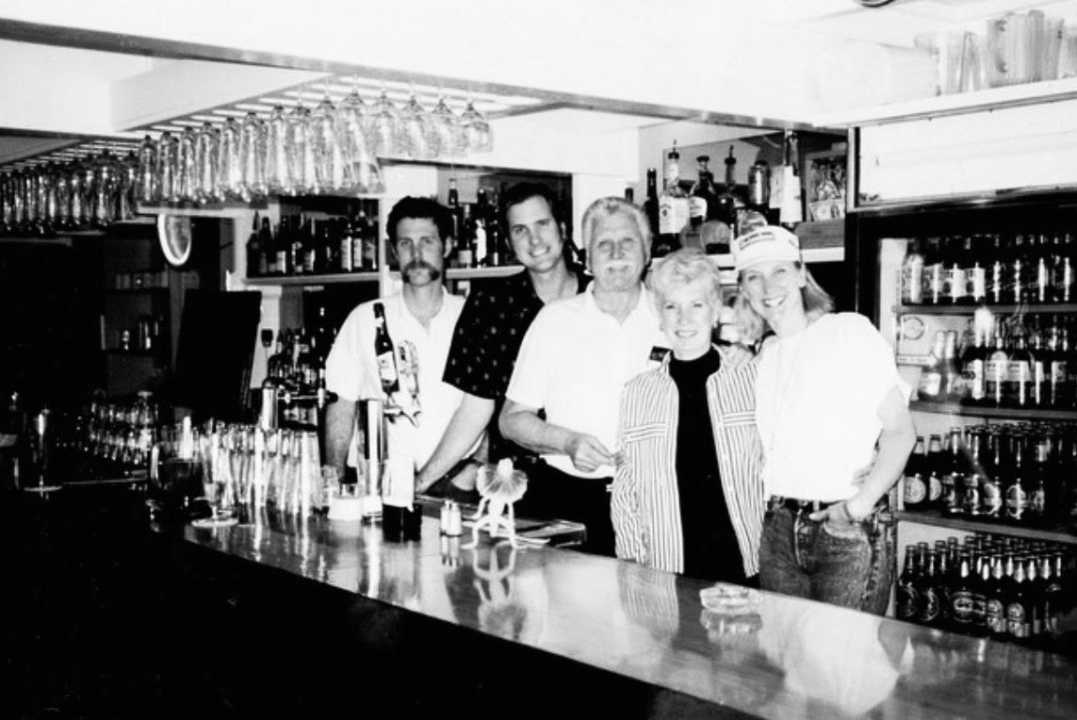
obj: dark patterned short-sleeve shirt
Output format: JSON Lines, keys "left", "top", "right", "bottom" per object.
{"left": 443, "top": 266, "right": 588, "bottom": 401}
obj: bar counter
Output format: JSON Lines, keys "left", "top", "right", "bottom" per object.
{"left": 8, "top": 484, "right": 1077, "bottom": 719}
{"left": 177, "top": 506, "right": 1075, "bottom": 720}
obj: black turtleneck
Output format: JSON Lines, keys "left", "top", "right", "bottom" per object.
{"left": 668, "top": 347, "right": 745, "bottom": 584}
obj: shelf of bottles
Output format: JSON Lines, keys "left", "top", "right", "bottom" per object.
{"left": 261, "top": 305, "right": 340, "bottom": 427}
{"left": 899, "top": 422, "right": 1077, "bottom": 542}
{"left": 895, "top": 531, "right": 1073, "bottom": 649}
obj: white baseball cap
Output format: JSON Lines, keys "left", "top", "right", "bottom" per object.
{"left": 731, "top": 225, "right": 801, "bottom": 272}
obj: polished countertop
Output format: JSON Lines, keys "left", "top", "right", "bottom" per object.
{"left": 183, "top": 510, "right": 1077, "bottom": 720}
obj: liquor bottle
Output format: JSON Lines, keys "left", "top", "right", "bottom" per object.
{"left": 896, "top": 545, "right": 920, "bottom": 622}
{"left": 964, "top": 235, "right": 987, "bottom": 305}
{"left": 918, "top": 331, "right": 947, "bottom": 401}
{"left": 943, "top": 236, "right": 967, "bottom": 305}
{"left": 1003, "top": 438, "right": 1027, "bottom": 524}
{"left": 925, "top": 434, "right": 945, "bottom": 508}
{"left": 290, "top": 216, "right": 306, "bottom": 276}
{"left": 656, "top": 141, "right": 689, "bottom": 258}
{"left": 473, "top": 193, "right": 490, "bottom": 267}
{"left": 643, "top": 168, "right": 660, "bottom": 243}
{"left": 960, "top": 320, "right": 988, "bottom": 405}
{"left": 949, "top": 553, "right": 978, "bottom": 630}
{"left": 1045, "top": 315, "right": 1069, "bottom": 407}
{"left": 985, "top": 554, "right": 1007, "bottom": 639}
{"left": 1033, "top": 234, "right": 1051, "bottom": 304}
{"left": 301, "top": 218, "right": 317, "bottom": 275}
{"left": 1053, "top": 233, "right": 1074, "bottom": 303}
{"left": 902, "top": 436, "right": 927, "bottom": 510}
{"left": 988, "top": 234, "right": 1007, "bottom": 305}
{"left": 456, "top": 205, "right": 475, "bottom": 268}
{"left": 985, "top": 320, "right": 1009, "bottom": 407}
{"left": 715, "top": 146, "right": 741, "bottom": 234}
{"left": 246, "top": 212, "right": 263, "bottom": 277}
{"left": 917, "top": 551, "right": 943, "bottom": 627}
{"left": 1010, "top": 234, "right": 1027, "bottom": 304}
{"left": 274, "top": 217, "right": 290, "bottom": 276}
{"left": 942, "top": 427, "right": 965, "bottom": 515}
{"left": 901, "top": 238, "right": 925, "bottom": 304}
{"left": 340, "top": 215, "right": 355, "bottom": 273}
{"left": 922, "top": 237, "right": 945, "bottom": 305}
{"left": 1005, "top": 323, "right": 1034, "bottom": 407}
{"left": 372, "top": 302, "right": 399, "bottom": 395}
{"left": 689, "top": 155, "right": 718, "bottom": 230}
{"left": 360, "top": 210, "right": 378, "bottom": 271}
{"left": 447, "top": 177, "right": 461, "bottom": 242}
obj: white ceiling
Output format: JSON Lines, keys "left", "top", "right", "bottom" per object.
{"left": 0, "top": 0, "right": 1074, "bottom": 165}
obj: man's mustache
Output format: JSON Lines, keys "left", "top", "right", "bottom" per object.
{"left": 403, "top": 259, "right": 441, "bottom": 279}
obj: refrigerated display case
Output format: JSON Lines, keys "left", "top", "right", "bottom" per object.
{"left": 846, "top": 191, "right": 1077, "bottom": 635}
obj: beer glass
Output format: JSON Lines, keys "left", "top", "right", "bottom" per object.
{"left": 264, "top": 106, "right": 289, "bottom": 195}
{"left": 460, "top": 100, "right": 493, "bottom": 154}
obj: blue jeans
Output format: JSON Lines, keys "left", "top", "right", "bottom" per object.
{"left": 758, "top": 504, "right": 894, "bottom": 615}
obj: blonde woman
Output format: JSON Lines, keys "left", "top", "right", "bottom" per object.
{"left": 612, "top": 249, "right": 763, "bottom": 583}
{"left": 733, "top": 225, "right": 915, "bottom": 614}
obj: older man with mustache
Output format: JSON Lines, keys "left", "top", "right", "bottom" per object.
{"left": 325, "top": 196, "right": 480, "bottom": 484}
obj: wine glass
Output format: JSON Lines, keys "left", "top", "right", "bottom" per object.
{"left": 335, "top": 86, "right": 384, "bottom": 194}
{"left": 428, "top": 96, "right": 462, "bottom": 158}
{"left": 370, "top": 90, "right": 402, "bottom": 158}
{"left": 460, "top": 100, "right": 493, "bottom": 154}
{"left": 399, "top": 93, "right": 430, "bottom": 160}
{"left": 264, "top": 106, "right": 289, "bottom": 195}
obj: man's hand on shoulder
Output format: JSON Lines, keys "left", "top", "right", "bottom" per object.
{"left": 565, "top": 433, "right": 615, "bottom": 473}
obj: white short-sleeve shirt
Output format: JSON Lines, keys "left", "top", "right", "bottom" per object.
{"left": 324, "top": 291, "right": 469, "bottom": 469}
{"left": 754, "top": 312, "right": 909, "bottom": 501}
{"left": 505, "top": 282, "right": 668, "bottom": 478}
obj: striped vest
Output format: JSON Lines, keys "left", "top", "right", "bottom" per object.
{"left": 612, "top": 344, "right": 764, "bottom": 577}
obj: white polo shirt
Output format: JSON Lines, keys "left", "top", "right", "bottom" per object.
{"left": 506, "top": 282, "right": 667, "bottom": 478}
{"left": 755, "top": 312, "right": 910, "bottom": 502}
{"left": 325, "top": 291, "right": 469, "bottom": 469}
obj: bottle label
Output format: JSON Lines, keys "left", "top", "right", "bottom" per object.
{"left": 990, "top": 262, "right": 1005, "bottom": 303}
{"left": 903, "top": 473, "right": 927, "bottom": 505}
{"left": 951, "top": 590, "right": 976, "bottom": 623}
{"left": 1006, "top": 360, "right": 1031, "bottom": 383}
{"left": 944, "top": 267, "right": 967, "bottom": 302}
{"left": 986, "top": 599, "right": 1005, "bottom": 633}
{"left": 902, "top": 259, "right": 924, "bottom": 303}
{"left": 919, "top": 588, "right": 940, "bottom": 623}
{"left": 658, "top": 196, "right": 690, "bottom": 235}
{"left": 897, "top": 584, "right": 919, "bottom": 620}
{"left": 1006, "top": 603, "right": 1029, "bottom": 638}
{"left": 688, "top": 196, "right": 707, "bottom": 220}
{"left": 965, "top": 360, "right": 986, "bottom": 400}
{"left": 923, "top": 265, "right": 944, "bottom": 303}
{"left": 980, "top": 478, "right": 1001, "bottom": 516}
{"left": 927, "top": 472, "right": 942, "bottom": 503}
{"left": 1036, "top": 261, "right": 1049, "bottom": 302}
{"left": 376, "top": 350, "right": 398, "bottom": 389}
{"left": 985, "top": 357, "right": 1006, "bottom": 385}
{"left": 1004, "top": 484, "right": 1026, "bottom": 519}
{"left": 941, "top": 473, "right": 959, "bottom": 511}
{"left": 1029, "top": 488, "right": 1046, "bottom": 515}
{"left": 340, "top": 237, "right": 353, "bottom": 272}
{"left": 1010, "top": 260, "right": 1024, "bottom": 303}
{"left": 962, "top": 476, "right": 980, "bottom": 514}
{"left": 966, "top": 266, "right": 986, "bottom": 301}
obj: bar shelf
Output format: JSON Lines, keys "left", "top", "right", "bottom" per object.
{"left": 244, "top": 264, "right": 525, "bottom": 286}
{"left": 909, "top": 400, "right": 1077, "bottom": 421}
{"left": 897, "top": 509, "right": 1077, "bottom": 546}
{"left": 898, "top": 303, "right": 1077, "bottom": 316}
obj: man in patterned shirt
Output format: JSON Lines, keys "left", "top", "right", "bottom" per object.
{"left": 416, "top": 183, "right": 587, "bottom": 499}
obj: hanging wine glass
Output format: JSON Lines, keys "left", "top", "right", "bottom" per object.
{"left": 427, "top": 96, "right": 463, "bottom": 158}
{"left": 177, "top": 128, "right": 198, "bottom": 203}
{"left": 55, "top": 161, "right": 73, "bottom": 228}
{"left": 264, "top": 105, "right": 289, "bottom": 195}
{"left": 311, "top": 95, "right": 346, "bottom": 193}
{"left": 66, "top": 162, "right": 83, "bottom": 229}
{"left": 95, "top": 151, "right": 118, "bottom": 226}
{"left": 399, "top": 93, "right": 431, "bottom": 159}
{"left": 370, "top": 90, "right": 402, "bottom": 158}
{"left": 335, "top": 87, "right": 384, "bottom": 195}
{"left": 24, "top": 167, "right": 40, "bottom": 229}
{"left": 155, "top": 133, "right": 178, "bottom": 203}
{"left": 118, "top": 150, "right": 138, "bottom": 220}
{"left": 136, "top": 134, "right": 157, "bottom": 205}
{"left": 461, "top": 100, "right": 493, "bottom": 153}
{"left": 0, "top": 172, "right": 12, "bottom": 232}
{"left": 216, "top": 118, "right": 242, "bottom": 201}
{"left": 194, "top": 123, "right": 218, "bottom": 204}
{"left": 286, "top": 101, "right": 314, "bottom": 196}
{"left": 42, "top": 162, "right": 60, "bottom": 231}
{"left": 239, "top": 111, "right": 266, "bottom": 200}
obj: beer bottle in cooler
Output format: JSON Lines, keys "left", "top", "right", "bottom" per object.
{"left": 1004, "top": 554, "right": 1031, "bottom": 641}
{"left": 942, "top": 330, "right": 962, "bottom": 400}
{"left": 1003, "top": 437, "right": 1028, "bottom": 524}
{"left": 1053, "top": 233, "right": 1074, "bottom": 304}
{"left": 985, "top": 554, "right": 1008, "bottom": 639}
{"left": 372, "top": 302, "right": 399, "bottom": 396}
{"left": 941, "top": 427, "right": 965, "bottom": 514}
{"left": 925, "top": 434, "right": 945, "bottom": 508}
{"left": 984, "top": 320, "right": 1009, "bottom": 407}
{"left": 1028, "top": 315, "right": 1047, "bottom": 407}
{"left": 960, "top": 320, "right": 988, "bottom": 405}
{"left": 972, "top": 554, "right": 992, "bottom": 636}
{"left": 965, "top": 235, "right": 987, "bottom": 305}
{"left": 1026, "top": 437, "right": 1050, "bottom": 527}
{"left": 1045, "top": 315, "right": 1069, "bottom": 407}
{"left": 1042, "top": 554, "right": 1063, "bottom": 634}
{"left": 1010, "top": 234, "right": 1028, "bottom": 304}
{"left": 917, "top": 551, "right": 943, "bottom": 627}
{"left": 922, "top": 237, "right": 945, "bottom": 305}
{"left": 1005, "top": 323, "right": 1034, "bottom": 407}
{"left": 963, "top": 431, "right": 985, "bottom": 517}
{"left": 1025, "top": 556, "right": 1045, "bottom": 640}
{"left": 949, "top": 553, "right": 978, "bottom": 631}
{"left": 896, "top": 545, "right": 920, "bottom": 622}
{"left": 943, "top": 236, "right": 967, "bottom": 305}
{"left": 902, "top": 436, "right": 928, "bottom": 510}
{"left": 901, "top": 238, "right": 925, "bottom": 305}
{"left": 980, "top": 431, "right": 1004, "bottom": 520}
{"left": 1031, "top": 234, "right": 1051, "bottom": 304}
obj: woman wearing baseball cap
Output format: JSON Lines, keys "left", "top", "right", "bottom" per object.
{"left": 732, "top": 225, "right": 915, "bottom": 614}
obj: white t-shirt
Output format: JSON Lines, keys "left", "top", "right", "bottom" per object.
{"left": 755, "top": 312, "right": 909, "bottom": 501}
{"left": 325, "top": 291, "right": 469, "bottom": 469}
{"left": 505, "top": 283, "right": 667, "bottom": 478}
